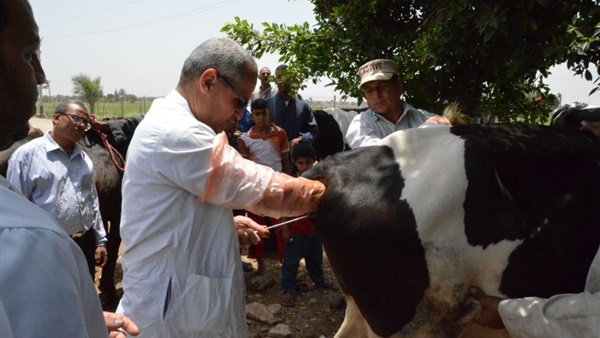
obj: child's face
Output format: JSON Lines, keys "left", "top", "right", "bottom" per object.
{"left": 250, "top": 108, "right": 270, "bottom": 127}
{"left": 293, "top": 156, "right": 315, "bottom": 174}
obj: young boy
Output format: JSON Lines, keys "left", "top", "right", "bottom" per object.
{"left": 239, "top": 98, "right": 290, "bottom": 274}
{"left": 280, "top": 143, "right": 336, "bottom": 307}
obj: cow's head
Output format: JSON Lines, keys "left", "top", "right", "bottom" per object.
{"left": 303, "top": 145, "right": 439, "bottom": 336}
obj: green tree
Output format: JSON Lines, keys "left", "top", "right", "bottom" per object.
{"left": 71, "top": 73, "right": 103, "bottom": 114}
{"left": 222, "top": 0, "right": 600, "bottom": 123}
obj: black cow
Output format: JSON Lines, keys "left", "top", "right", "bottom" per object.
{"left": 0, "top": 126, "right": 43, "bottom": 177}
{"left": 312, "top": 108, "right": 357, "bottom": 160}
{"left": 305, "top": 124, "right": 600, "bottom": 337}
{"left": 551, "top": 104, "right": 600, "bottom": 130}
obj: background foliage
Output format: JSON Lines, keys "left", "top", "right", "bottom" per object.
{"left": 222, "top": 0, "right": 600, "bottom": 123}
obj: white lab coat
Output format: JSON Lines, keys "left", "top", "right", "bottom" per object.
{"left": 117, "top": 90, "right": 322, "bottom": 337}
{"left": 499, "top": 246, "right": 600, "bottom": 337}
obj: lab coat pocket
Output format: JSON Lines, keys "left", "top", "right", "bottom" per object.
{"left": 176, "top": 273, "right": 233, "bottom": 334}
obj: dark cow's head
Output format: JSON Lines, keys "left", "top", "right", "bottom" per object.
{"left": 304, "top": 124, "right": 600, "bottom": 337}
{"left": 551, "top": 104, "right": 600, "bottom": 130}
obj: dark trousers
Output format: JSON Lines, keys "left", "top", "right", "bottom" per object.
{"left": 71, "top": 230, "right": 96, "bottom": 279}
{"left": 280, "top": 233, "right": 324, "bottom": 292}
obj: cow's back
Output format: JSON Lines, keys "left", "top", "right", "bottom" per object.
{"left": 307, "top": 124, "right": 600, "bottom": 337}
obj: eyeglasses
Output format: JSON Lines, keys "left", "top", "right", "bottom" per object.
{"left": 218, "top": 73, "right": 249, "bottom": 110}
{"left": 59, "top": 112, "right": 91, "bottom": 131}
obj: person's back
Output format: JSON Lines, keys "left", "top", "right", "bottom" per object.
{"left": 0, "top": 177, "right": 107, "bottom": 336}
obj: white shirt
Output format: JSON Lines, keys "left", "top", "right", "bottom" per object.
{"left": 118, "top": 90, "right": 322, "bottom": 337}
{"left": 251, "top": 85, "right": 278, "bottom": 101}
{"left": 499, "top": 246, "right": 600, "bottom": 337}
{"left": 345, "top": 102, "right": 435, "bottom": 149}
{"left": 238, "top": 124, "right": 289, "bottom": 172}
{"left": 0, "top": 176, "right": 107, "bottom": 337}
{"left": 7, "top": 133, "right": 107, "bottom": 245}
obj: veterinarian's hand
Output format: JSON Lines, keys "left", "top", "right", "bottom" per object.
{"left": 234, "top": 215, "right": 269, "bottom": 247}
{"left": 424, "top": 115, "right": 452, "bottom": 125}
{"left": 470, "top": 286, "right": 506, "bottom": 329}
{"left": 581, "top": 120, "right": 600, "bottom": 139}
{"left": 104, "top": 312, "right": 140, "bottom": 337}
{"left": 95, "top": 246, "right": 108, "bottom": 267}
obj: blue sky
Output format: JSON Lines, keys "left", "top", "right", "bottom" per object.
{"left": 30, "top": 0, "right": 599, "bottom": 105}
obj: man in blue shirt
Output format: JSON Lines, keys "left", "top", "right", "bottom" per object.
{"left": 7, "top": 100, "right": 108, "bottom": 278}
{"left": 267, "top": 64, "right": 318, "bottom": 149}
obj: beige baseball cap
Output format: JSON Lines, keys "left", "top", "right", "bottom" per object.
{"left": 358, "top": 59, "right": 398, "bottom": 88}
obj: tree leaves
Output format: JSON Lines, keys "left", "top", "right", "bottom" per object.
{"left": 223, "top": 0, "right": 600, "bottom": 122}
{"left": 71, "top": 73, "right": 103, "bottom": 114}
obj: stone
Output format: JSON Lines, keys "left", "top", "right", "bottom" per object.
{"left": 268, "top": 324, "right": 293, "bottom": 337}
{"left": 247, "top": 274, "right": 276, "bottom": 292}
{"left": 246, "top": 302, "right": 279, "bottom": 325}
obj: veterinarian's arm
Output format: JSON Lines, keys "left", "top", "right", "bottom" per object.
{"left": 473, "top": 247, "right": 600, "bottom": 337}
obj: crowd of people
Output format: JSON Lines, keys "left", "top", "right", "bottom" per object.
{"left": 1, "top": 0, "right": 600, "bottom": 337}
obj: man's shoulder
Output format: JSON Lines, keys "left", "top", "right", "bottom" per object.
{"left": 10, "top": 135, "right": 45, "bottom": 158}
{"left": 0, "top": 185, "right": 66, "bottom": 236}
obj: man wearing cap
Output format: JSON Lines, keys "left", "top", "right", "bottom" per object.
{"left": 345, "top": 59, "right": 451, "bottom": 149}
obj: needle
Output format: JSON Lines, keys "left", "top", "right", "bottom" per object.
{"left": 266, "top": 215, "right": 310, "bottom": 230}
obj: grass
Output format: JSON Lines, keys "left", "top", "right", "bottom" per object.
{"left": 37, "top": 100, "right": 152, "bottom": 120}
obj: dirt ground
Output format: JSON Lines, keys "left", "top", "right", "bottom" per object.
{"left": 94, "top": 243, "right": 346, "bottom": 338}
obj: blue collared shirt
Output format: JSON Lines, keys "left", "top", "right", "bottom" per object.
{"left": 7, "top": 133, "right": 107, "bottom": 245}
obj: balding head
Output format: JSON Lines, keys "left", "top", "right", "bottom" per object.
{"left": 178, "top": 37, "right": 256, "bottom": 88}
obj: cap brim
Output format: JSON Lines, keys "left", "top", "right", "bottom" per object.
{"left": 359, "top": 72, "right": 395, "bottom": 88}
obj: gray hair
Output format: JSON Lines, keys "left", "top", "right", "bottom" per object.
{"left": 178, "top": 37, "right": 256, "bottom": 87}
{"left": 55, "top": 100, "right": 89, "bottom": 115}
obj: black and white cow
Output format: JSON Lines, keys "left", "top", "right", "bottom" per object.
{"left": 304, "top": 123, "right": 600, "bottom": 337}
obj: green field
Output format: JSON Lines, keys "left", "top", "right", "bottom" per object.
{"left": 38, "top": 100, "right": 152, "bottom": 120}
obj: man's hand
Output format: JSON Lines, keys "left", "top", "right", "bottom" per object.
{"left": 581, "top": 120, "right": 600, "bottom": 139}
{"left": 234, "top": 215, "right": 270, "bottom": 247}
{"left": 95, "top": 246, "right": 108, "bottom": 267}
{"left": 290, "top": 137, "right": 302, "bottom": 148}
{"left": 89, "top": 115, "right": 110, "bottom": 132}
{"left": 470, "top": 286, "right": 506, "bottom": 330}
{"left": 104, "top": 312, "right": 140, "bottom": 338}
{"left": 425, "top": 115, "right": 452, "bottom": 125}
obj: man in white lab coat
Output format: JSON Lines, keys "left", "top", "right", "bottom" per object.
{"left": 117, "top": 37, "right": 325, "bottom": 337}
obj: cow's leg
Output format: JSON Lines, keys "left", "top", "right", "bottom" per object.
{"left": 335, "top": 296, "right": 382, "bottom": 338}
{"left": 99, "top": 218, "right": 121, "bottom": 310}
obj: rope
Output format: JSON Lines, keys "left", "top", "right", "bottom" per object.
{"left": 94, "top": 129, "right": 126, "bottom": 172}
